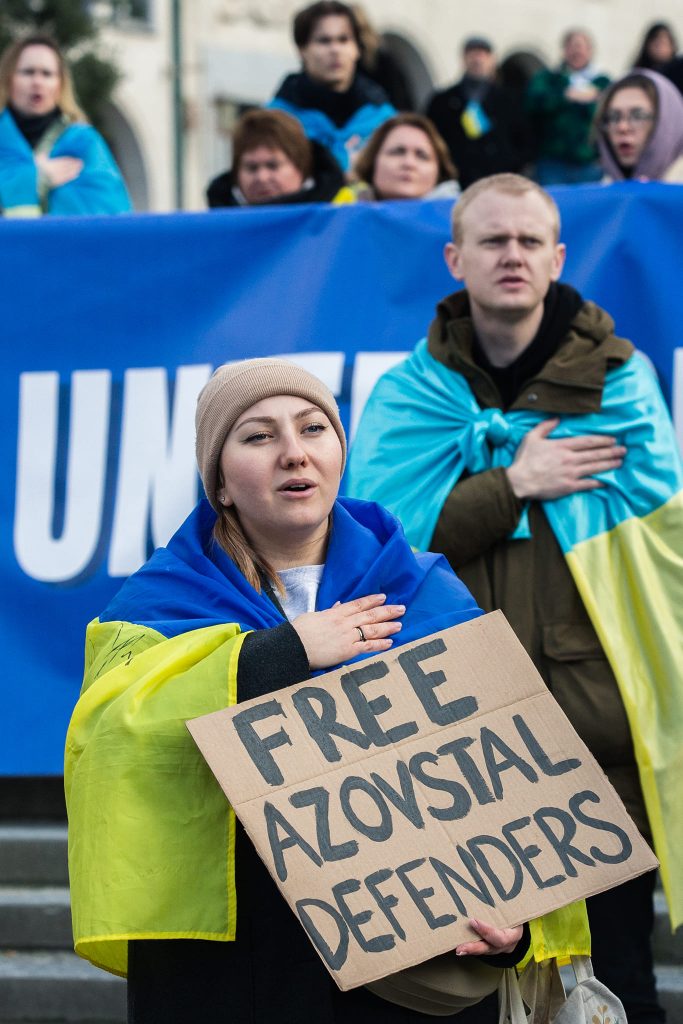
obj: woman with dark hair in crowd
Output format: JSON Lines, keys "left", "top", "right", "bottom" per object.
{"left": 0, "top": 34, "right": 131, "bottom": 216}
{"left": 632, "top": 22, "right": 677, "bottom": 73}
{"left": 206, "top": 107, "right": 351, "bottom": 207}
{"left": 595, "top": 69, "right": 683, "bottom": 182}
{"left": 352, "top": 112, "right": 459, "bottom": 200}
{"left": 66, "top": 358, "right": 536, "bottom": 1023}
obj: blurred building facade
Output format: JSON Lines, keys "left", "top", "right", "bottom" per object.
{"left": 93, "top": 0, "right": 683, "bottom": 210}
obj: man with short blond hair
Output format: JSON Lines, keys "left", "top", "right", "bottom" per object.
{"left": 449, "top": 172, "right": 560, "bottom": 244}
{"left": 350, "top": 173, "right": 678, "bottom": 1024}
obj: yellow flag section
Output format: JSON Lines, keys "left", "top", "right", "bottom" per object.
{"left": 526, "top": 903, "right": 591, "bottom": 967}
{"left": 566, "top": 489, "right": 683, "bottom": 929}
{"left": 64, "top": 618, "right": 247, "bottom": 977}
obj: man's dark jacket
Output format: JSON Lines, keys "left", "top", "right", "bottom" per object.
{"left": 425, "top": 77, "right": 532, "bottom": 188}
{"left": 427, "top": 288, "right": 648, "bottom": 837}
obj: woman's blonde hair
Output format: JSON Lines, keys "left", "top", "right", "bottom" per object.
{"left": 213, "top": 496, "right": 284, "bottom": 595}
{"left": 0, "top": 35, "right": 86, "bottom": 122}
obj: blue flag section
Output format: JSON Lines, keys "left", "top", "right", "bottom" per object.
{"left": 2, "top": 182, "right": 683, "bottom": 774}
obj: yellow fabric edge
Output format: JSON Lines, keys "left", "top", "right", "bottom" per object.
{"left": 225, "top": 630, "right": 243, "bottom": 940}
{"left": 75, "top": 931, "right": 237, "bottom": 978}
{"left": 520, "top": 901, "right": 591, "bottom": 967}
{"left": 4, "top": 204, "right": 42, "bottom": 218}
{"left": 565, "top": 490, "right": 683, "bottom": 930}
{"left": 331, "top": 185, "right": 356, "bottom": 205}
{"left": 68, "top": 622, "right": 249, "bottom": 977}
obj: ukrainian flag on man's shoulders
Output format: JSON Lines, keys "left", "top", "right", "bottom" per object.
{"left": 348, "top": 343, "right": 683, "bottom": 928}
{"left": 542, "top": 354, "right": 683, "bottom": 928}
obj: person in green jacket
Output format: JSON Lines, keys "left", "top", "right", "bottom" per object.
{"left": 526, "top": 29, "right": 610, "bottom": 185}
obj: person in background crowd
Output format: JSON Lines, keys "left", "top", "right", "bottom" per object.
{"left": 662, "top": 36, "right": 683, "bottom": 96}
{"left": 352, "top": 4, "right": 414, "bottom": 111}
{"left": 595, "top": 69, "right": 683, "bottom": 182}
{"left": 425, "top": 37, "right": 532, "bottom": 189}
{"left": 351, "top": 112, "right": 459, "bottom": 200}
{"left": 206, "top": 108, "right": 351, "bottom": 207}
{"left": 0, "top": 34, "right": 131, "bottom": 217}
{"left": 526, "top": 29, "right": 610, "bottom": 185}
{"left": 349, "top": 172, "right": 682, "bottom": 1024}
{"left": 632, "top": 22, "right": 677, "bottom": 73}
{"left": 65, "top": 357, "right": 533, "bottom": 1023}
{"left": 268, "top": 0, "right": 395, "bottom": 172}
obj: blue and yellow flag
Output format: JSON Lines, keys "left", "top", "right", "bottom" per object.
{"left": 65, "top": 496, "right": 484, "bottom": 976}
{"left": 0, "top": 108, "right": 131, "bottom": 216}
{"left": 348, "top": 338, "right": 683, "bottom": 929}
{"left": 461, "top": 100, "right": 492, "bottom": 139}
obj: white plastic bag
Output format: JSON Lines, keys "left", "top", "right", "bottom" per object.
{"left": 499, "top": 957, "right": 626, "bottom": 1024}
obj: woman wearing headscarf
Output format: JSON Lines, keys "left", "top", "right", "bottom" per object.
{"left": 66, "top": 358, "right": 535, "bottom": 1023}
{"left": 0, "top": 34, "right": 131, "bottom": 217}
{"left": 596, "top": 69, "right": 683, "bottom": 182}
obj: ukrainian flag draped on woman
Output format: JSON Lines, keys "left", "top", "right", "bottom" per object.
{"left": 65, "top": 496, "right": 490, "bottom": 977}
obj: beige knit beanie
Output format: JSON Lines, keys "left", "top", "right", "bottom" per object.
{"left": 195, "top": 358, "right": 347, "bottom": 511}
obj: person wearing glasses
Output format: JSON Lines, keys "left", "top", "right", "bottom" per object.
{"left": 595, "top": 69, "right": 683, "bottom": 182}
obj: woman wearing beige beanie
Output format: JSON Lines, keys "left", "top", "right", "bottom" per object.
{"left": 66, "top": 358, "right": 526, "bottom": 1023}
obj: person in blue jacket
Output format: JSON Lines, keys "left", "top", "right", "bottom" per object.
{"left": 268, "top": 1, "right": 396, "bottom": 172}
{"left": 0, "top": 34, "right": 131, "bottom": 217}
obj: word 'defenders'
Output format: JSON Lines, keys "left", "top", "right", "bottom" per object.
{"left": 187, "top": 614, "right": 658, "bottom": 990}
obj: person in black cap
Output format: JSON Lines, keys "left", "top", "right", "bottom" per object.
{"left": 425, "top": 37, "right": 532, "bottom": 189}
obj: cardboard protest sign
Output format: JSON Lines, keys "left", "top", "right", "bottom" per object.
{"left": 187, "top": 611, "right": 657, "bottom": 991}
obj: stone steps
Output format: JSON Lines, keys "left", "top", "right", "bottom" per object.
{"left": 0, "top": 951, "right": 125, "bottom": 1022}
{"left": 0, "top": 823, "right": 125, "bottom": 1022}
{"left": 655, "top": 890, "right": 683, "bottom": 966}
{"left": 0, "top": 887, "right": 72, "bottom": 949}
{"left": 0, "top": 825, "right": 68, "bottom": 886}
{"left": 657, "top": 965, "right": 683, "bottom": 1024}
{"left": 1, "top": 821, "right": 681, "bottom": 1023}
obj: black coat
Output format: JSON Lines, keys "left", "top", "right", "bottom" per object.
{"left": 425, "top": 78, "right": 532, "bottom": 189}
{"left": 127, "top": 621, "right": 528, "bottom": 1023}
{"left": 206, "top": 140, "right": 345, "bottom": 208}
{"left": 663, "top": 56, "right": 683, "bottom": 95}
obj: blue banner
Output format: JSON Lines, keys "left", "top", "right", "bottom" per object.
{"left": 3, "top": 181, "right": 682, "bottom": 774}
